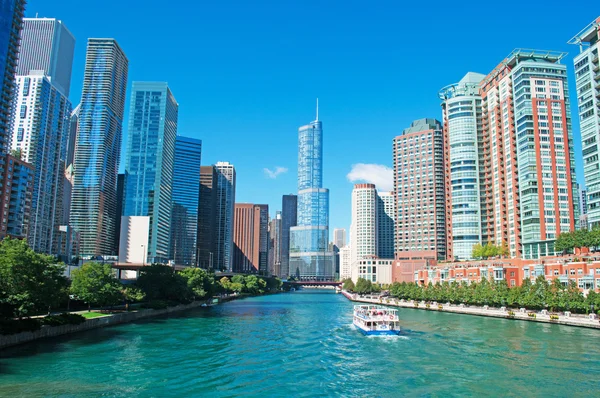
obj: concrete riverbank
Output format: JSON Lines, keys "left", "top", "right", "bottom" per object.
{"left": 0, "top": 300, "right": 215, "bottom": 350}
{"left": 342, "top": 290, "right": 600, "bottom": 329}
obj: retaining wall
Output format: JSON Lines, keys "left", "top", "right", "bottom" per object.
{"left": 0, "top": 301, "right": 208, "bottom": 350}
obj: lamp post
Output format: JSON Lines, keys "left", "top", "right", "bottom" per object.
{"left": 141, "top": 244, "right": 145, "bottom": 267}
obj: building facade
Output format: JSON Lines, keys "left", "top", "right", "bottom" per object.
{"left": 393, "top": 119, "right": 447, "bottom": 260}
{"left": 124, "top": 82, "right": 177, "bottom": 264}
{"left": 215, "top": 161, "right": 236, "bottom": 271}
{"left": 198, "top": 165, "right": 218, "bottom": 269}
{"left": 339, "top": 245, "right": 352, "bottom": 281}
{"left": 16, "top": 18, "right": 75, "bottom": 96}
{"left": 170, "top": 136, "right": 201, "bottom": 266}
{"left": 377, "top": 191, "right": 395, "bottom": 259}
{"left": 570, "top": 18, "right": 600, "bottom": 227}
{"left": 439, "top": 72, "right": 486, "bottom": 261}
{"left": 480, "top": 49, "right": 577, "bottom": 259}
{"left": 70, "top": 38, "right": 128, "bottom": 257}
{"left": 269, "top": 211, "right": 282, "bottom": 276}
{"left": 334, "top": 228, "right": 346, "bottom": 249}
{"left": 281, "top": 194, "right": 297, "bottom": 278}
{"left": 351, "top": 183, "right": 377, "bottom": 264}
{"left": 0, "top": 154, "right": 33, "bottom": 239}
{"left": 0, "top": 0, "right": 26, "bottom": 154}
{"left": 289, "top": 108, "right": 335, "bottom": 281}
{"left": 233, "top": 203, "right": 269, "bottom": 273}
{"left": 11, "top": 72, "right": 71, "bottom": 253}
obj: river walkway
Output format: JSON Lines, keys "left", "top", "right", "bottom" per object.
{"left": 342, "top": 290, "right": 600, "bottom": 329}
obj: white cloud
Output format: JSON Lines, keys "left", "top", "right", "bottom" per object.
{"left": 264, "top": 166, "right": 289, "bottom": 179}
{"left": 346, "top": 163, "right": 393, "bottom": 191}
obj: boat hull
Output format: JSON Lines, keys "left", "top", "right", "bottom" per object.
{"left": 354, "top": 321, "right": 401, "bottom": 336}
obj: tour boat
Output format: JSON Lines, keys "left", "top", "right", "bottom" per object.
{"left": 353, "top": 305, "right": 400, "bottom": 336}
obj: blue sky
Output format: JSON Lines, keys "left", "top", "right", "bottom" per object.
{"left": 28, "top": 0, "right": 600, "bottom": 240}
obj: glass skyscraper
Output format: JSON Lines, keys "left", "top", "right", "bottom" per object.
{"left": 70, "top": 38, "right": 128, "bottom": 257}
{"left": 215, "top": 161, "right": 236, "bottom": 271}
{"left": 289, "top": 106, "right": 334, "bottom": 281}
{"left": 124, "top": 82, "right": 178, "bottom": 264}
{"left": 280, "top": 194, "right": 297, "bottom": 278}
{"left": 170, "top": 136, "right": 201, "bottom": 266}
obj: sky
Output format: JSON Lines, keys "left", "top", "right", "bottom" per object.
{"left": 27, "top": 0, "right": 600, "bottom": 241}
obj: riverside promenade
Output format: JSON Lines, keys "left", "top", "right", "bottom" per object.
{"left": 342, "top": 290, "right": 600, "bottom": 329}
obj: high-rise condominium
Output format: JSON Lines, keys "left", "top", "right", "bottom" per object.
{"left": 171, "top": 136, "right": 201, "bottom": 266}
{"left": 215, "top": 161, "right": 236, "bottom": 271}
{"left": 11, "top": 72, "right": 71, "bottom": 253}
{"left": 393, "top": 119, "right": 447, "bottom": 260}
{"left": 289, "top": 105, "right": 335, "bottom": 281}
{"left": 198, "top": 166, "right": 218, "bottom": 269}
{"left": 70, "top": 38, "right": 128, "bottom": 257}
{"left": 124, "top": 82, "right": 178, "bottom": 264}
{"left": 0, "top": 0, "right": 26, "bottom": 153}
{"left": 16, "top": 18, "right": 75, "bottom": 96}
{"left": 377, "top": 191, "right": 395, "bottom": 259}
{"left": 351, "top": 184, "right": 377, "bottom": 264}
{"left": 570, "top": 18, "right": 600, "bottom": 227}
{"left": 333, "top": 228, "right": 346, "bottom": 249}
{"left": 10, "top": 18, "right": 75, "bottom": 254}
{"left": 233, "top": 203, "right": 269, "bottom": 273}
{"left": 280, "top": 194, "right": 297, "bottom": 278}
{"left": 439, "top": 72, "right": 486, "bottom": 260}
{"left": 479, "top": 49, "right": 577, "bottom": 259}
{"left": 269, "top": 211, "right": 282, "bottom": 276}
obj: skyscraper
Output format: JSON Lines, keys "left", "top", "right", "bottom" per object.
{"left": 233, "top": 203, "right": 269, "bottom": 273}
{"left": 0, "top": 0, "right": 26, "bottom": 153}
{"left": 280, "top": 194, "right": 297, "bottom": 278}
{"left": 269, "top": 211, "right": 282, "bottom": 276}
{"left": 215, "top": 161, "right": 236, "bottom": 271}
{"left": 570, "top": 18, "right": 600, "bottom": 227}
{"left": 376, "top": 191, "right": 395, "bottom": 259}
{"left": 124, "top": 82, "right": 178, "bottom": 264}
{"left": 351, "top": 183, "right": 377, "bottom": 265}
{"left": 198, "top": 166, "right": 218, "bottom": 269}
{"left": 439, "top": 72, "right": 486, "bottom": 260}
{"left": 170, "top": 136, "right": 201, "bottom": 266}
{"left": 333, "top": 228, "right": 346, "bottom": 249}
{"left": 11, "top": 72, "right": 71, "bottom": 253}
{"left": 70, "top": 38, "right": 128, "bottom": 257}
{"left": 289, "top": 104, "right": 335, "bottom": 281}
{"left": 479, "top": 49, "right": 576, "bottom": 259}
{"left": 16, "top": 18, "right": 75, "bottom": 96}
{"left": 393, "top": 119, "right": 447, "bottom": 260}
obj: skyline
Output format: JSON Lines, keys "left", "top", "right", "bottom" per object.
{"left": 23, "top": 0, "right": 599, "bottom": 238}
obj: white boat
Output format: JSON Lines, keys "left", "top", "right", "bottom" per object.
{"left": 353, "top": 305, "right": 400, "bottom": 336}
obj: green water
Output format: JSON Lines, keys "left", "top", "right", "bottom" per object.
{"left": 1, "top": 291, "right": 599, "bottom": 397}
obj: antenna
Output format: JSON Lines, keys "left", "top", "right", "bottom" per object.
{"left": 316, "top": 98, "right": 319, "bottom": 121}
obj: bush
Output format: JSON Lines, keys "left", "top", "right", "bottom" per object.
{"left": 550, "top": 315, "right": 559, "bottom": 320}
{"left": 142, "top": 300, "right": 170, "bottom": 310}
{"left": 0, "top": 318, "right": 42, "bottom": 335}
{"left": 527, "top": 312, "right": 536, "bottom": 318}
{"left": 42, "top": 313, "right": 86, "bottom": 326}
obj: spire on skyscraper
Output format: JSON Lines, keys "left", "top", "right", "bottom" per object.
{"left": 316, "top": 98, "right": 319, "bottom": 121}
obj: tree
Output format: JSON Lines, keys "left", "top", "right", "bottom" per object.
{"left": 71, "top": 262, "right": 122, "bottom": 310}
{"left": 122, "top": 285, "right": 145, "bottom": 311}
{"left": 472, "top": 243, "right": 484, "bottom": 259}
{"left": 343, "top": 279, "right": 355, "bottom": 291}
{"left": 244, "top": 275, "right": 259, "bottom": 294}
{"left": 354, "top": 278, "right": 373, "bottom": 294}
{"left": 555, "top": 231, "right": 575, "bottom": 254}
{"left": 137, "top": 264, "right": 190, "bottom": 303}
{"left": 0, "top": 238, "right": 68, "bottom": 318}
{"left": 179, "top": 268, "right": 215, "bottom": 300}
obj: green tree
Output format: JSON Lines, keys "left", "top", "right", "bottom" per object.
{"left": 472, "top": 243, "right": 484, "bottom": 259}
{"left": 0, "top": 238, "right": 68, "bottom": 318}
{"left": 137, "top": 264, "right": 190, "bottom": 303}
{"left": 179, "top": 268, "right": 215, "bottom": 300}
{"left": 555, "top": 231, "right": 575, "bottom": 254}
{"left": 244, "top": 275, "right": 259, "bottom": 294}
{"left": 70, "top": 262, "right": 122, "bottom": 311}
{"left": 342, "top": 279, "right": 355, "bottom": 291}
{"left": 122, "top": 285, "right": 145, "bottom": 311}
{"left": 354, "top": 278, "right": 373, "bottom": 294}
